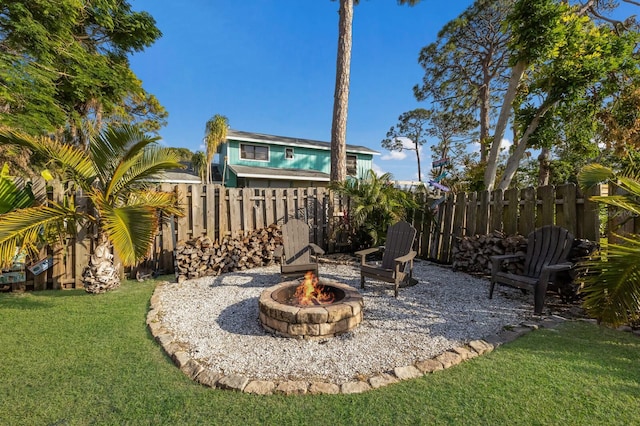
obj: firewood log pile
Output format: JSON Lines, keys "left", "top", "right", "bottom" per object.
{"left": 174, "top": 224, "right": 283, "bottom": 283}
{"left": 452, "top": 231, "right": 527, "bottom": 274}
{"left": 452, "top": 231, "right": 599, "bottom": 277}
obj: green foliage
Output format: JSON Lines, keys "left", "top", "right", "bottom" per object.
{"left": 577, "top": 163, "right": 640, "bottom": 325}
{"left": 414, "top": 0, "right": 512, "bottom": 161}
{"left": 0, "top": 0, "right": 164, "bottom": 139}
{"left": 190, "top": 151, "right": 208, "bottom": 184}
{"left": 330, "top": 170, "right": 419, "bottom": 249}
{"left": 204, "top": 114, "right": 229, "bottom": 184}
{"left": 0, "top": 163, "right": 35, "bottom": 214}
{"left": 0, "top": 125, "right": 184, "bottom": 268}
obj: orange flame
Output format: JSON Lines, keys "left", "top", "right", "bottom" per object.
{"left": 293, "top": 271, "right": 335, "bottom": 306}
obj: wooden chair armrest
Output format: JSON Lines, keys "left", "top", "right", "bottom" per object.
{"left": 355, "top": 246, "right": 382, "bottom": 265}
{"left": 354, "top": 247, "right": 381, "bottom": 257}
{"left": 543, "top": 262, "right": 573, "bottom": 272}
{"left": 490, "top": 254, "right": 524, "bottom": 262}
{"left": 308, "top": 243, "right": 325, "bottom": 255}
{"left": 395, "top": 250, "right": 417, "bottom": 264}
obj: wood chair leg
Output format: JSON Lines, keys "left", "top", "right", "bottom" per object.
{"left": 489, "top": 281, "right": 496, "bottom": 299}
{"left": 360, "top": 275, "right": 365, "bottom": 289}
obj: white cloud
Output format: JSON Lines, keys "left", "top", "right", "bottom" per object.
{"left": 381, "top": 150, "right": 407, "bottom": 160}
{"left": 500, "top": 138, "right": 512, "bottom": 150}
{"left": 381, "top": 136, "right": 420, "bottom": 161}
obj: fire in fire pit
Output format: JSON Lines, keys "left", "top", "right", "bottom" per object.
{"left": 259, "top": 273, "right": 363, "bottom": 339}
{"left": 293, "top": 271, "right": 335, "bottom": 306}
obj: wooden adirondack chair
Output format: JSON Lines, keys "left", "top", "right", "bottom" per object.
{"left": 355, "top": 220, "right": 417, "bottom": 297}
{"left": 489, "top": 225, "right": 574, "bottom": 314}
{"left": 274, "top": 219, "right": 325, "bottom": 279}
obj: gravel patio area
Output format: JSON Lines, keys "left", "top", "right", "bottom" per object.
{"left": 156, "top": 260, "right": 532, "bottom": 385}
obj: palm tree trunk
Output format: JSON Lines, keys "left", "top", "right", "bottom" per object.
{"left": 82, "top": 233, "right": 121, "bottom": 293}
{"left": 330, "top": 0, "right": 353, "bottom": 183}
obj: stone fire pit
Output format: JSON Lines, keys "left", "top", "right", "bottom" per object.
{"left": 258, "top": 278, "right": 363, "bottom": 339}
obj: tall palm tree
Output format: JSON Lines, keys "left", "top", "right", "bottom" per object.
{"left": 204, "top": 114, "right": 228, "bottom": 184}
{"left": 330, "top": 0, "right": 421, "bottom": 182}
{"left": 577, "top": 163, "right": 640, "bottom": 326}
{"left": 0, "top": 125, "right": 184, "bottom": 293}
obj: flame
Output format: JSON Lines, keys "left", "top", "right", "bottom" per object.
{"left": 293, "top": 271, "right": 335, "bottom": 306}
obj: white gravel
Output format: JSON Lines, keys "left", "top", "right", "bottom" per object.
{"left": 157, "top": 260, "right": 531, "bottom": 385}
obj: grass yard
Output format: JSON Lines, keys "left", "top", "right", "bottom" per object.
{"left": 0, "top": 278, "right": 639, "bottom": 425}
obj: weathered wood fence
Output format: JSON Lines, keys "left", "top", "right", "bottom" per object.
{"left": 18, "top": 182, "right": 606, "bottom": 290}
{"left": 418, "top": 183, "right": 603, "bottom": 264}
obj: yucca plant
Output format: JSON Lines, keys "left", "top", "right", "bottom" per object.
{"left": 577, "top": 163, "right": 640, "bottom": 326}
{"left": 0, "top": 125, "right": 184, "bottom": 293}
{"left": 330, "top": 170, "right": 418, "bottom": 249}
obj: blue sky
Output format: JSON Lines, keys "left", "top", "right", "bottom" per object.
{"left": 128, "top": 0, "right": 476, "bottom": 181}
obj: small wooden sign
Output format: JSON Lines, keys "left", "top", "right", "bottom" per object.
{"left": 428, "top": 180, "right": 450, "bottom": 192}
{"left": 27, "top": 256, "right": 53, "bottom": 275}
{"left": 432, "top": 157, "right": 450, "bottom": 168}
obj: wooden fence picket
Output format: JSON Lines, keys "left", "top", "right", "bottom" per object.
{"left": 33, "top": 182, "right": 606, "bottom": 288}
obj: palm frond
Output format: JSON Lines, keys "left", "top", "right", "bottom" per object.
{"left": 96, "top": 200, "right": 158, "bottom": 266}
{"left": 126, "top": 189, "right": 184, "bottom": 217}
{"left": 577, "top": 163, "right": 613, "bottom": 188}
{"left": 0, "top": 129, "right": 95, "bottom": 185}
{"left": 0, "top": 204, "right": 80, "bottom": 268}
{"left": 106, "top": 147, "right": 183, "bottom": 199}
{"left": 579, "top": 236, "right": 640, "bottom": 326}
{"left": 588, "top": 195, "right": 640, "bottom": 216}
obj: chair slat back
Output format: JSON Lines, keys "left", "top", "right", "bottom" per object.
{"left": 282, "top": 219, "right": 312, "bottom": 266}
{"left": 523, "top": 225, "right": 574, "bottom": 277}
{"left": 381, "top": 221, "right": 417, "bottom": 269}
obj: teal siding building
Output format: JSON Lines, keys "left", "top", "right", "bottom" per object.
{"left": 217, "top": 130, "right": 378, "bottom": 188}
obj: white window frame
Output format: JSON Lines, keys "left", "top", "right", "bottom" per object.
{"left": 285, "top": 147, "right": 294, "bottom": 160}
{"left": 240, "top": 143, "right": 269, "bottom": 162}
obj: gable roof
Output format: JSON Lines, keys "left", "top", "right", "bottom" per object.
{"left": 226, "top": 129, "right": 379, "bottom": 155}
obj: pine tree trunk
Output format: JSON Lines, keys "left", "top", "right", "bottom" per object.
{"left": 330, "top": 0, "right": 353, "bottom": 183}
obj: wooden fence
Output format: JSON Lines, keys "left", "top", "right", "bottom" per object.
{"left": 417, "top": 183, "right": 603, "bottom": 264}
{"left": 16, "top": 182, "right": 605, "bottom": 290}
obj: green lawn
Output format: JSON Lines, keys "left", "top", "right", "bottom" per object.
{"left": 0, "top": 279, "right": 639, "bottom": 425}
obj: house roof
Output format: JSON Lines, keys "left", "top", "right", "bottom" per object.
{"left": 226, "top": 129, "right": 379, "bottom": 155}
{"left": 151, "top": 170, "right": 202, "bottom": 184}
{"left": 228, "top": 164, "right": 330, "bottom": 182}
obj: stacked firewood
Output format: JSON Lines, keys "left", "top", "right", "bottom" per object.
{"left": 452, "top": 231, "right": 599, "bottom": 277}
{"left": 174, "top": 224, "right": 283, "bottom": 283}
{"left": 452, "top": 231, "right": 527, "bottom": 274}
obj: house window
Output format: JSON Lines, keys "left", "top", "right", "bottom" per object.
{"left": 285, "top": 147, "right": 294, "bottom": 160}
{"left": 240, "top": 144, "right": 269, "bottom": 161}
{"left": 347, "top": 155, "right": 357, "bottom": 176}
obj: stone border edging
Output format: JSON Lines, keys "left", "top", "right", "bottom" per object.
{"left": 147, "top": 281, "right": 568, "bottom": 396}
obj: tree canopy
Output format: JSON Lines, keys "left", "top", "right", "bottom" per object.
{"left": 0, "top": 0, "right": 165, "bottom": 146}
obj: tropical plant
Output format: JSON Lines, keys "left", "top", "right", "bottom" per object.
{"left": 577, "top": 163, "right": 640, "bottom": 326}
{"left": 330, "top": 170, "right": 418, "bottom": 249}
{"left": 191, "top": 151, "right": 208, "bottom": 184}
{"left": 0, "top": 163, "right": 36, "bottom": 214}
{"left": 204, "top": 115, "right": 228, "bottom": 184}
{"left": 0, "top": 125, "right": 184, "bottom": 293}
